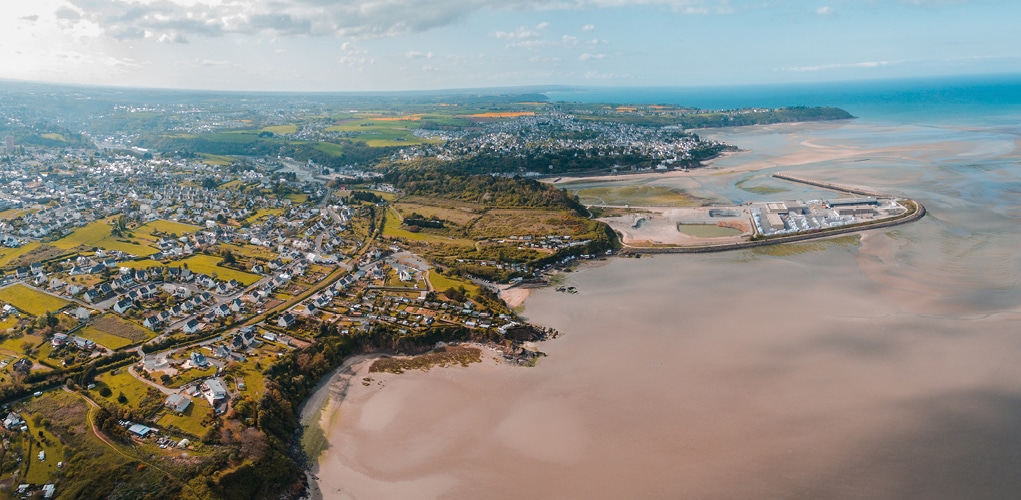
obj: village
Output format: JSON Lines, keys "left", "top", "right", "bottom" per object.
{"left": 0, "top": 141, "right": 583, "bottom": 496}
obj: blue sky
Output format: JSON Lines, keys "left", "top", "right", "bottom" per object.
{"left": 0, "top": 0, "right": 1018, "bottom": 91}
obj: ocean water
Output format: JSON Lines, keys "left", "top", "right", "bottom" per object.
{"left": 545, "top": 73, "right": 1021, "bottom": 126}
{"left": 312, "top": 76, "right": 1021, "bottom": 499}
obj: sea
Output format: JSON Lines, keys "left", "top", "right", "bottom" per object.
{"left": 310, "top": 74, "right": 1021, "bottom": 500}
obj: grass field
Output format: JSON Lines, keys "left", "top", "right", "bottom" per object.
{"left": 137, "top": 219, "right": 200, "bottom": 237}
{"left": 77, "top": 326, "right": 136, "bottom": 349}
{"left": 313, "top": 142, "right": 345, "bottom": 156}
{"left": 393, "top": 199, "right": 483, "bottom": 227}
{"left": 285, "top": 193, "right": 309, "bottom": 204}
{"left": 244, "top": 207, "right": 288, "bottom": 223}
{"left": 571, "top": 185, "right": 705, "bottom": 207}
{"left": 468, "top": 209, "right": 594, "bottom": 240}
{"left": 427, "top": 271, "right": 479, "bottom": 295}
{"left": 0, "top": 284, "right": 70, "bottom": 316}
{"left": 198, "top": 153, "right": 233, "bottom": 166}
{"left": 178, "top": 254, "right": 261, "bottom": 285}
{"left": 0, "top": 333, "right": 45, "bottom": 355}
{"left": 0, "top": 242, "right": 73, "bottom": 269}
{"left": 20, "top": 419, "right": 66, "bottom": 484}
{"left": 166, "top": 365, "right": 217, "bottom": 388}
{"left": 51, "top": 219, "right": 160, "bottom": 256}
{"left": 94, "top": 370, "right": 155, "bottom": 409}
{"left": 157, "top": 403, "right": 210, "bottom": 437}
{"left": 261, "top": 124, "right": 298, "bottom": 134}
{"left": 383, "top": 208, "right": 474, "bottom": 246}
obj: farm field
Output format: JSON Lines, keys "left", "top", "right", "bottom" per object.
{"left": 0, "top": 284, "right": 70, "bottom": 316}
{"left": 0, "top": 333, "right": 45, "bottom": 356}
{"left": 20, "top": 419, "right": 66, "bottom": 484}
{"left": 393, "top": 198, "right": 483, "bottom": 227}
{"left": 244, "top": 207, "right": 287, "bottom": 223}
{"left": 0, "top": 242, "right": 72, "bottom": 269}
{"left": 136, "top": 219, "right": 200, "bottom": 237}
{"left": 78, "top": 315, "right": 155, "bottom": 350}
{"left": 285, "top": 193, "right": 309, "bottom": 204}
{"left": 261, "top": 124, "right": 298, "bottom": 134}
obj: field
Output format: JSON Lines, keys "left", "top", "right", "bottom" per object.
{"left": 313, "top": 142, "right": 344, "bottom": 156}
{"left": 393, "top": 197, "right": 483, "bottom": 227}
{"left": 285, "top": 193, "right": 309, "bottom": 204}
{"left": 165, "top": 365, "right": 217, "bottom": 388}
{"left": 0, "top": 333, "right": 45, "bottom": 356}
{"left": 198, "top": 153, "right": 233, "bottom": 166}
{"left": 94, "top": 370, "right": 156, "bottom": 409}
{"left": 0, "top": 284, "right": 70, "bottom": 316}
{"left": 178, "top": 254, "right": 261, "bottom": 285}
{"left": 51, "top": 219, "right": 160, "bottom": 256}
{"left": 468, "top": 209, "right": 595, "bottom": 239}
{"left": 244, "top": 207, "right": 288, "bottom": 223}
{"left": 464, "top": 112, "right": 535, "bottom": 118}
{"left": 570, "top": 185, "right": 705, "bottom": 207}
{"left": 20, "top": 418, "right": 67, "bottom": 484}
{"left": 136, "top": 219, "right": 200, "bottom": 237}
{"left": 0, "top": 242, "right": 72, "bottom": 269}
{"left": 261, "top": 124, "right": 298, "bottom": 134}
{"left": 157, "top": 403, "right": 210, "bottom": 437}
{"left": 427, "top": 271, "right": 479, "bottom": 295}
{"left": 77, "top": 315, "right": 155, "bottom": 350}
{"left": 383, "top": 208, "right": 474, "bottom": 246}
{"left": 324, "top": 118, "right": 435, "bottom": 147}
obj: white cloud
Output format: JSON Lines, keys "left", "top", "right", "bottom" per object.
{"left": 63, "top": 0, "right": 727, "bottom": 43}
{"left": 783, "top": 61, "right": 892, "bottom": 72}
{"left": 816, "top": 6, "right": 833, "bottom": 16}
{"left": 582, "top": 24, "right": 595, "bottom": 31}
{"left": 405, "top": 51, "right": 434, "bottom": 59}
{"left": 579, "top": 52, "right": 607, "bottom": 60}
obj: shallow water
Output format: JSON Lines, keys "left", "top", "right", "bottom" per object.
{"left": 313, "top": 113, "right": 1021, "bottom": 499}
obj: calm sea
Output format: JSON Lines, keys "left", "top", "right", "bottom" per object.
{"left": 545, "top": 73, "right": 1021, "bottom": 126}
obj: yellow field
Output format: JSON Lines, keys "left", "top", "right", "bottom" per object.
{"left": 76, "top": 327, "right": 135, "bottom": 350}
{"left": 285, "top": 193, "right": 309, "bottom": 204}
{"left": 369, "top": 115, "right": 423, "bottom": 121}
{"left": 198, "top": 153, "right": 232, "bottom": 166}
{"left": 0, "top": 284, "right": 70, "bottom": 316}
{"left": 52, "top": 219, "right": 160, "bottom": 255}
{"left": 0, "top": 242, "right": 41, "bottom": 267}
{"left": 244, "top": 207, "right": 287, "bottom": 223}
{"left": 0, "top": 333, "right": 45, "bottom": 356}
{"left": 21, "top": 420, "right": 65, "bottom": 484}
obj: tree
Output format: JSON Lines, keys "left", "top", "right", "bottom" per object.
{"left": 221, "top": 250, "right": 237, "bottom": 266}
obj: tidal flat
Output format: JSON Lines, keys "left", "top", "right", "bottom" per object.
{"left": 310, "top": 118, "right": 1021, "bottom": 499}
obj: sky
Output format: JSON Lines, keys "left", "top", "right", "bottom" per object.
{"left": 1, "top": 0, "right": 1019, "bottom": 92}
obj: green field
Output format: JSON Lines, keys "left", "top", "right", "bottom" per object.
{"left": 76, "top": 326, "right": 135, "bottom": 350}
{"left": 261, "top": 124, "right": 298, "bottom": 134}
{"left": 285, "top": 193, "right": 309, "bottom": 204}
{"left": 21, "top": 419, "right": 66, "bottom": 484}
{"left": 383, "top": 208, "right": 474, "bottom": 246}
{"left": 199, "top": 153, "right": 233, "bottom": 166}
{"left": 0, "top": 284, "right": 70, "bottom": 316}
{"left": 166, "top": 365, "right": 217, "bottom": 389}
{"left": 178, "top": 254, "right": 261, "bottom": 285}
{"left": 94, "top": 370, "right": 155, "bottom": 409}
{"left": 570, "top": 184, "right": 704, "bottom": 207}
{"left": 427, "top": 271, "right": 479, "bottom": 295}
{"left": 137, "top": 219, "right": 200, "bottom": 237}
{"left": 157, "top": 403, "right": 210, "bottom": 437}
{"left": 0, "top": 332, "right": 45, "bottom": 355}
{"left": 313, "top": 142, "right": 345, "bottom": 156}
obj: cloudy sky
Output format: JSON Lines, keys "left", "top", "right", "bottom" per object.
{"left": 1, "top": 0, "right": 1018, "bottom": 91}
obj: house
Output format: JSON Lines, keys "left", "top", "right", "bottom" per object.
{"left": 74, "top": 306, "right": 91, "bottom": 322}
{"left": 51, "top": 333, "right": 68, "bottom": 348}
{"left": 113, "top": 298, "right": 133, "bottom": 314}
{"left": 142, "top": 315, "right": 161, "bottom": 331}
{"left": 70, "top": 336, "right": 95, "bottom": 350}
{"left": 189, "top": 351, "right": 209, "bottom": 368}
{"left": 143, "top": 355, "right": 169, "bottom": 371}
{"left": 183, "top": 319, "right": 201, "bottom": 334}
{"left": 202, "top": 378, "right": 228, "bottom": 406}
{"left": 228, "top": 298, "right": 244, "bottom": 313}
{"left": 213, "top": 304, "right": 231, "bottom": 318}
{"left": 12, "top": 358, "right": 32, "bottom": 373}
{"left": 3, "top": 412, "right": 24, "bottom": 430}
{"left": 214, "top": 346, "right": 231, "bottom": 359}
{"left": 164, "top": 394, "right": 192, "bottom": 414}
{"left": 277, "top": 312, "right": 295, "bottom": 328}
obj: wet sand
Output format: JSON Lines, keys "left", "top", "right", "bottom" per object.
{"left": 311, "top": 118, "right": 1021, "bottom": 499}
